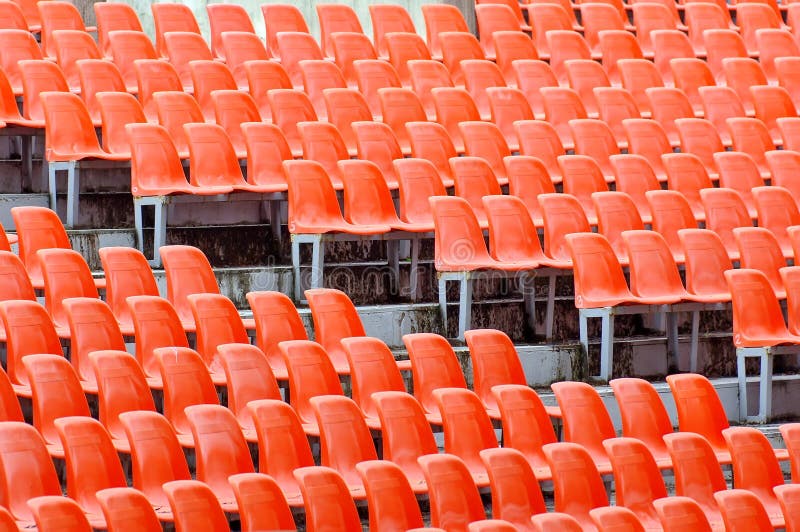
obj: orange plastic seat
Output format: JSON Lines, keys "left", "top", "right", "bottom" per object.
{"left": 594, "top": 87, "right": 642, "bottom": 148}
{"left": 581, "top": 3, "right": 626, "bottom": 56}
{"left": 590, "top": 507, "right": 646, "bottom": 532}
{"left": 262, "top": 3, "right": 310, "bottom": 59}
{"left": 662, "top": 153, "right": 713, "bottom": 221}
{"left": 162, "top": 31, "right": 212, "bottom": 91}
{"left": 96, "top": 488, "right": 161, "bottom": 532}
{"left": 459, "top": 121, "right": 511, "bottom": 183}
{"left": 418, "top": 454, "right": 487, "bottom": 530}
{"left": 151, "top": 2, "right": 201, "bottom": 57}
{"left": 515, "top": 120, "right": 566, "bottom": 183}
{"left": 217, "top": 343, "right": 280, "bottom": 435}
{"left": 671, "top": 58, "right": 715, "bottom": 115}
{"left": 407, "top": 59, "right": 453, "bottom": 119}
{"left": 753, "top": 185, "right": 800, "bottom": 254}
{"left": 162, "top": 480, "right": 229, "bottom": 532}
{"left": 752, "top": 85, "right": 798, "bottom": 145}
{"left": 356, "top": 460, "right": 424, "bottom": 531}
{"left": 52, "top": 29, "right": 102, "bottom": 91}
{"left": 723, "top": 57, "right": 768, "bottom": 114}
{"left": 776, "top": 57, "right": 800, "bottom": 110}
{"left": 646, "top": 87, "right": 695, "bottom": 147}
{"left": 316, "top": 3, "right": 363, "bottom": 58}
{"left": 38, "top": 1, "right": 94, "bottom": 60}
{"left": 242, "top": 61, "right": 292, "bottom": 120}
{"left": 503, "top": 155, "right": 557, "bottom": 225}
{"left": 0, "top": 300, "right": 62, "bottom": 397}
{"left": 715, "top": 151, "right": 764, "bottom": 217}
{"left": 311, "top": 395, "right": 378, "bottom": 498}
{"left": 188, "top": 60, "right": 236, "bottom": 121}
{"left": 431, "top": 86, "right": 481, "bottom": 153}
{"left": 187, "top": 293, "right": 249, "bottom": 385}
{"left": 132, "top": 59, "right": 182, "bottom": 122}
{"left": 352, "top": 121, "right": 403, "bottom": 187}
{"left": 158, "top": 244, "right": 220, "bottom": 327}
{"left": 353, "top": 59, "right": 401, "bottom": 119}
{"left": 714, "top": 490, "right": 775, "bottom": 532}
{"left": 304, "top": 288, "right": 369, "bottom": 374}
{"left": 241, "top": 122, "right": 292, "bottom": 192}
{"left": 530, "top": 513, "right": 583, "bottom": 532}
{"left": 0, "top": 363, "right": 23, "bottom": 422}
{"left": 107, "top": 31, "right": 158, "bottom": 93}
{"left": 618, "top": 59, "right": 664, "bottom": 116}
{"left": 632, "top": 2, "right": 679, "bottom": 56}
{"left": 593, "top": 191, "right": 645, "bottom": 262}
{"left": 570, "top": 119, "right": 620, "bottom": 180}
{"left": 767, "top": 150, "right": 800, "bottom": 207}
{"left": 781, "top": 266, "right": 800, "bottom": 338}
{"left": 275, "top": 31, "right": 324, "bottom": 88}
{"left": 480, "top": 448, "right": 547, "bottom": 528}
{"left": 621, "top": 119, "right": 671, "bottom": 181}
{"left": 125, "top": 295, "right": 188, "bottom": 387}
{"left": 420, "top": 7, "right": 472, "bottom": 56}
{"left": 512, "top": 60, "right": 558, "bottom": 120}
{"left": 699, "top": 85, "right": 747, "bottom": 146}
{"left": 475, "top": 3, "right": 523, "bottom": 59}
{"left": 559, "top": 154, "right": 609, "bottom": 224}
{"left": 229, "top": 473, "right": 295, "bottom": 532}
{"left": 323, "top": 88, "right": 372, "bottom": 156}
{"left": 185, "top": 404, "right": 254, "bottom": 512}
{"left": 701, "top": 187, "right": 753, "bottom": 257}
{"left": 27, "top": 496, "right": 92, "bottom": 532}
{"left": 76, "top": 59, "right": 126, "bottom": 125}
{"left": 0, "top": 1, "right": 33, "bottom": 32}
{"left": 369, "top": 4, "right": 416, "bottom": 58}
{"left": 450, "top": 156, "right": 503, "bottom": 225}
{"left": 19, "top": 59, "right": 69, "bottom": 125}
{"left": 565, "top": 59, "right": 610, "bottom": 118}
{"left": 372, "top": 391, "right": 437, "bottom": 491}
{"left": 462, "top": 59, "right": 506, "bottom": 120}
{"left": 0, "top": 29, "right": 43, "bottom": 95}
{"left": 331, "top": 32, "right": 377, "bottom": 87}
{"left": 674, "top": 118, "right": 725, "bottom": 178}
{"left": 55, "top": 416, "right": 127, "bottom": 527}
{"left": 220, "top": 32, "right": 270, "bottom": 89}
{"left": 0, "top": 421, "right": 61, "bottom": 525}
{"left": 542, "top": 442, "right": 610, "bottom": 529}
{"left": 539, "top": 193, "right": 593, "bottom": 262}
{"left": 778, "top": 117, "right": 800, "bottom": 152}
{"left": 685, "top": 3, "right": 732, "bottom": 55}
{"left": 379, "top": 87, "right": 427, "bottom": 154}
{"left": 293, "top": 467, "right": 362, "bottom": 532}
{"left": 155, "top": 346, "right": 220, "bottom": 446}
{"left": 599, "top": 30, "right": 644, "bottom": 84}
{"left": 296, "top": 120, "right": 349, "bottom": 188}
{"left": 728, "top": 117, "right": 775, "bottom": 177}
{"left": 666, "top": 373, "right": 734, "bottom": 462}
{"left": 609, "top": 378, "right": 673, "bottom": 466}
{"left": 551, "top": 381, "right": 615, "bottom": 474}
{"left": 244, "top": 291, "right": 305, "bottom": 381}
{"left": 540, "top": 87, "right": 587, "bottom": 150}
{"left": 206, "top": 3, "right": 255, "bottom": 60}
{"left": 98, "top": 94, "right": 149, "bottom": 157}
{"left": 210, "top": 90, "right": 260, "bottom": 157}
{"left": 464, "top": 328, "right": 527, "bottom": 418}
{"left": 775, "top": 484, "right": 800, "bottom": 531}
{"left": 248, "top": 399, "right": 314, "bottom": 506}
{"left": 485, "top": 87, "right": 533, "bottom": 151}
{"left": 493, "top": 31, "right": 538, "bottom": 84}
{"left": 653, "top": 497, "right": 713, "bottom": 532}
{"left": 394, "top": 157, "right": 449, "bottom": 223}
{"left": 439, "top": 30, "right": 487, "bottom": 85}
{"left": 278, "top": 340, "right": 344, "bottom": 435}
{"left": 406, "top": 121, "right": 460, "bottom": 184}
{"left": 603, "top": 438, "right": 668, "bottom": 528}
{"left": 738, "top": 3, "right": 785, "bottom": 54}
{"left": 678, "top": 228, "right": 733, "bottom": 304}
{"left": 384, "top": 32, "right": 432, "bottom": 88}
{"left": 651, "top": 29, "right": 694, "bottom": 85}
{"left": 434, "top": 388, "right": 498, "bottom": 485}
{"left": 152, "top": 91, "right": 204, "bottom": 158}
{"left": 546, "top": 30, "right": 592, "bottom": 85}
{"left": 37, "top": 247, "right": 98, "bottom": 333}
{"left": 723, "top": 426, "right": 786, "bottom": 525}
{"left": 702, "top": 28, "right": 749, "bottom": 83}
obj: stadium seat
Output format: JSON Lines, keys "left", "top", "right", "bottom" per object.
{"left": 581, "top": 3, "right": 626, "bottom": 56}
{"left": 529, "top": 4, "right": 576, "bottom": 59}
{"left": 752, "top": 85, "right": 797, "bottom": 145}
{"left": 245, "top": 291, "right": 306, "bottom": 381}
{"left": 51, "top": 30, "right": 102, "bottom": 91}
{"left": 132, "top": 59, "right": 182, "bottom": 123}
{"left": 298, "top": 120, "right": 349, "bottom": 187}
{"left": 96, "top": 488, "right": 162, "bottom": 532}
{"left": 407, "top": 59, "right": 453, "bottom": 119}
{"left": 593, "top": 87, "right": 641, "bottom": 148}
{"left": 570, "top": 119, "right": 620, "bottom": 180}
{"left": 480, "top": 448, "right": 548, "bottom": 528}
{"left": 155, "top": 346, "right": 220, "bottom": 446}
{"left": 240, "top": 122, "right": 292, "bottom": 193}
{"left": 728, "top": 117, "right": 776, "bottom": 177}
{"left": 461, "top": 59, "right": 506, "bottom": 120}
{"left": 463, "top": 329, "right": 528, "bottom": 418}
{"left": 678, "top": 228, "right": 734, "bottom": 307}
{"left": 0, "top": 205, "right": 68, "bottom": 289}
{"left": 187, "top": 293, "right": 248, "bottom": 385}
{"left": 674, "top": 118, "right": 724, "bottom": 178}
{"left": 599, "top": 30, "right": 644, "bottom": 84}
{"left": 394, "top": 158, "right": 449, "bottom": 223}
{"left": 77, "top": 60, "right": 126, "bottom": 125}
{"left": 542, "top": 442, "right": 610, "bottom": 528}
{"left": 276, "top": 31, "right": 324, "bottom": 89}
{"left": 0, "top": 0, "right": 33, "bottom": 32}
{"left": 38, "top": 1, "right": 95, "bottom": 60}
{"left": 0, "top": 29, "right": 43, "bottom": 95}
{"left": 330, "top": 32, "right": 377, "bottom": 87}
{"left": 188, "top": 60, "right": 236, "bottom": 122}
{"left": 212, "top": 90, "right": 260, "bottom": 157}
{"left": 242, "top": 60, "right": 292, "bottom": 119}
{"left": 28, "top": 496, "right": 92, "bottom": 532}
{"left": 662, "top": 153, "right": 713, "bottom": 221}
{"left": 262, "top": 3, "right": 310, "bottom": 59}
{"left": 323, "top": 88, "right": 372, "bottom": 156}
{"left": 228, "top": 473, "right": 295, "bottom": 532}
{"left": 646, "top": 87, "right": 695, "bottom": 147}
{"left": 559, "top": 155, "right": 609, "bottom": 224}
{"left": 369, "top": 4, "right": 416, "bottom": 58}
{"left": 590, "top": 506, "right": 647, "bottom": 532}
{"left": 420, "top": 4, "right": 469, "bottom": 61}
{"left": 546, "top": 30, "right": 592, "bottom": 85}
{"left": 126, "top": 295, "right": 189, "bottom": 387}
{"left": 539, "top": 193, "right": 592, "bottom": 263}
{"left": 753, "top": 186, "right": 800, "bottom": 254}
{"left": 475, "top": 3, "right": 522, "bottom": 59}
{"left": 221, "top": 32, "right": 270, "bottom": 89}
{"left": 108, "top": 31, "right": 159, "bottom": 93}
{"left": 552, "top": 381, "right": 615, "bottom": 474}
{"left": 603, "top": 437, "right": 667, "bottom": 528}
{"left": 704, "top": 29, "right": 749, "bottom": 83}
{"left": 775, "top": 484, "right": 800, "bottom": 531}
{"left": 185, "top": 404, "right": 254, "bottom": 512}
{"left": 512, "top": 60, "right": 558, "bottom": 120}
{"left": 218, "top": 343, "right": 280, "bottom": 437}
{"left": 503, "top": 156, "right": 556, "bottom": 225}
{"left": 162, "top": 481, "right": 229, "bottom": 532}
{"left": 384, "top": 32, "right": 432, "bottom": 88}
{"left": 700, "top": 187, "right": 751, "bottom": 258}
{"left": 609, "top": 155, "right": 659, "bottom": 223}
{"left": 722, "top": 57, "right": 767, "bottom": 115}
{"left": 685, "top": 3, "right": 731, "bottom": 56}
{"left": 293, "top": 467, "right": 362, "bottom": 532}
{"left": 352, "top": 121, "right": 403, "bottom": 187}
{"left": 0, "top": 300, "right": 61, "bottom": 396}
{"left": 714, "top": 151, "right": 763, "bottom": 217}
{"left": 618, "top": 59, "right": 664, "bottom": 116}
{"left": 89, "top": 349, "right": 157, "bottom": 452}
{"left": 151, "top": 2, "right": 201, "bottom": 57}
{"left": 714, "top": 490, "right": 775, "bottom": 532}
{"left": 565, "top": 59, "right": 610, "bottom": 118}
{"left": 418, "top": 454, "right": 487, "bottom": 530}
{"left": 38, "top": 247, "right": 99, "bottom": 334}
{"left": 699, "top": 86, "right": 747, "bottom": 146}
{"left": 159, "top": 244, "right": 223, "bottom": 328}
{"left": 653, "top": 497, "right": 714, "bottom": 532}
{"left": 205, "top": 3, "right": 255, "bottom": 60}
{"left": 651, "top": 29, "right": 694, "bottom": 85}
{"left": 515, "top": 120, "right": 565, "bottom": 183}
{"left": 248, "top": 399, "right": 314, "bottom": 506}
{"left": 530, "top": 513, "right": 583, "bottom": 531}
{"left": 379, "top": 87, "right": 427, "bottom": 154}
{"left": 493, "top": 31, "right": 538, "bottom": 84}
{"left": 671, "top": 58, "right": 715, "bottom": 115}
{"left": 356, "top": 460, "right": 425, "bottom": 531}
{"left": 593, "top": 192, "right": 645, "bottom": 263}
{"left": 609, "top": 378, "right": 673, "bottom": 466}
{"left": 540, "top": 87, "right": 587, "bottom": 150}
{"left": 162, "top": 31, "right": 212, "bottom": 91}
{"left": 776, "top": 58, "right": 800, "bottom": 112}
{"left": 621, "top": 119, "right": 671, "bottom": 181}
{"left": 738, "top": 3, "right": 785, "bottom": 55}
{"left": 354, "top": 59, "right": 402, "bottom": 119}
{"left": 632, "top": 2, "right": 678, "bottom": 56}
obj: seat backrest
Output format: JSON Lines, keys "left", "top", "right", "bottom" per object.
{"left": 421, "top": 4, "right": 469, "bottom": 59}
{"left": 40, "top": 90, "right": 103, "bottom": 160}
{"left": 299, "top": 59, "right": 347, "bottom": 119}
{"left": 229, "top": 473, "right": 295, "bottom": 531}
{"left": 153, "top": 91, "right": 204, "bottom": 154}
{"left": 38, "top": 1, "right": 87, "bottom": 59}
{"left": 276, "top": 31, "right": 324, "bottom": 87}
{"left": 418, "top": 454, "right": 487, "bottom": 529}
{"left": 645, "top": 190, "right": 698, "bottom": 260}
{"left": 205, "top": 3, "right": 254, "bottom": 60}
{"left": 278, "top": 340, "right": 344, "bottom": 424}
{"left": 540, "top": 193, "right": 593, "bottom": 262}
{"left": 394, "top": 157, "right": 448, "bottom": 224}
{"left": 159, "top": 244, "right": 219, "bottom": 323}
{"left": 0, "top": 249, "right": 35, "bottom": 307}
{"left": 27, "top": 496, "right": 92, "bottom": 532}
{"left": 403, "top": 332, "right": 467, "bottom": 416}
{"left": 96, "top": 487, "right": 161, "bottom": 532}
{"left": 39, "top": 248, "right": 99, "bottom": 329}
{"left": 331, "top": 31, "right": 377, "bottom": 85}
{"left": 451, "top": 156, "right": 503, "bottom": 220}
{"left": 0, "top": 300, "right": 62, "bottom": 387}
{"left": 187, "top": 293, "right": 250, "bottom": 375}
{"left": 341, "top": 336, "right": 406, "bottom": 419}
{"left": 727, "top": 268, "right": 791, "bottom": 347}
{"left": 154, "top": 346, "right": 220, "bottom": 435}
{"left": 118, "top": 410, "right": 191, "bottom": 506}
{"left": 434, "top": 388, "right": 499, "bottom": 471}
{"left": 98, "top": 246, "right": 159, "bottom": 329}
{"left": 609, "top": 377, "right": 673, "bottom": 454}
{"left": 492, "top": 384, "right": 558, "bottom": 471}
{"left": 63, "top": 297, "right": 126, "bottom": 385}
{"left": 406, "top": 121, "right": 459, "bottom": 180}
{"left": 298, "top": 120, "right": 350, "bottom": 187}
{"left": 132, "top": 58, "right": 181, "bottom": 121}
{"left": 162, "top": 480, "right": 229, "bottom": 532}
{"left": 653, "top": 497, "right": 713, "bottom": 532}
{"left": 96, "top": 91, "right": 146, "bottom": 156}
{"left": 723, "top": 427, "right": 784, "bottom": 496}
{"left": 217, "top": 343, "right": 281, "bottom": 429}
{"left": 623, "top": 230, "right": 687, "bottom": 299}
{"left": 665, "top": 373, "right": 730, "bottom": 451}
{"left": 269, "top": 89, "right": 319, "bottom": 153}
{"left": 90, "top": 350, "right": 156, "bottom": 440}
{"left": 221, "top": 31, "right": 270, "bottom": 89}
{"left": 714, "top": 489, "right": 774, "bottom": 531}
{"left": 185, "top": 404, "right": 254, "bottom": 498}
{"left": 94, "top": 2, "right": 143, "bottom": 56}
{"left": 284, "top": 159, "right": 349, "bottom": 233}
{"left": 0, "top": 422, "right": 61, "bottom": 521}
{"left": 55, "top": 416, "right": 127, "bottom": 514}
{"left": 734, "top": 227, "right": 786, "bottom": 294}
{"left": 603, "top": 437, "right": 668, "bottom": 527}
{"left": 240, "top": 122, "right": 292, "bottom": 189}
{"left": 590, "top": 506, "right": 647, "bottom": 532}
{"left": 188, "top": 60, "right": 237, "bottom": 121}
{"left": 678, "top": 229, "right": 733, "bottom": 298}
{"left": 126, "top": 295, "right": 189, "bottom": 378}
{"left": 542, "top": 442, "right": 609, "bottom": 526}
{"left": 10, "top": 205, "right": 71, "bottom": 287}
{"left": 0, "top": 30, "right": 43, "bottom": 94}
{"left": 261, "top": 3, "right": 310, "bottom": 59}
{"left": 551, "top": 381, "right": 616, "bottom": 457}
{"left": 464, "top": 329, "right": 526, "bottom": 411}
{"left": 151, "top": 2, "right": 201, "bottom": 57}
{"left": 480, "top": 448, "right": 547, "bottom": 528}
{"left": 245, "top": 290, "right": 306, "bottom": 377}
{"left": 609, "top": 154, "right": 660, "bottom": 220}
{"left": 503, "top": 156, "right": 556, "bottom": 226}
{"left": 352, "top": 120, "right": 403, "bottom": 186}
{"left": 356, "top": 460, "right": 424, "bottom": 531}
{"left": 372, "top": 391, "right": 438, "bottom": 476}
{"left": 293, "top": 467, "right": 363, "bottom": 532}
{"left": 52, "top": 29, "right": 102, "bottom": 90}
{"left": 429, "top": 194, "right": 494, "bottom": 270}
{"left": 369, "top": 3, "right": 416, "bottom": 56}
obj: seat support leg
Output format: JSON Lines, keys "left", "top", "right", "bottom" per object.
{"left": 409, "top": 237, "right": 420, "bottom": 301}
{"left": 457, "top": 272, "right": 472, "bottom": 341}
{"left": 65, "top": 161, "right": 78, "bottom": 227}
{"left": 310, "top": 235, "right": 324, "bottom": 291}
{"left": 546, "top": 273, "right": 556, "bottom": 340}
{"left": 291, "top": 237, "right": 301, "bottom": 301}
{"left": 690, "top": 310, "right": 700, "bottom": 372}
{"left": 599, "top": 309, "right": 614, "bottom": 382}
{"left": 667, "top": 309, "right": 679, "bottom": 373}
{"left": 438, "top": 275, "right": 448, "bottom": 334}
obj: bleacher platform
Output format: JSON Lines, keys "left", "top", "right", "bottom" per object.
{"left": 4, "top": 0, "right": 800, "bottom": 529}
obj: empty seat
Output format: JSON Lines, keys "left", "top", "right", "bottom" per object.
{"left": 475, "top": 3, "right": 521, "bottom": 59}
{"left": 407, "top": 59, "right": 453, "bottom": 119}
{"left": 354, "top": 59, "right": 402, "bottom": 119}
{"left": 646, "top": 87, "right": 695, "bottom": 147}
{"left": 675, "top": 118, "right": 725, "bottom": 178}
{"left": 96, "top": 487, "right": 162, "bottom": 532}
{"left": 77, "top": 60, "right": 127, "bottom": 125}
{"left": 513, "top": 60, "right": 558, "bottom": 120}
{"left": 133, "top": 59, "right": 182, "bottom": 122}
{"left": 653, "top": 497, "right": 714, "bottom": 532}
{"left": 418, "top": 454, "right": 487, "bottom": 530}
{"left": 671, "top": 58, "right": 715, "bottom": 115}
{"left": 546, "top": 30, "right": 592, "bottom": 85}
{"left": 493, "top": 31, "right": 538, "bottom": 84}
{"left": 565, "top": 59, "right": 610, "bottom": 118}
{"left": 618, "top": 59, "right": 664, "bottom": 115}
{"left": 38, "top": 1, "right": 94, "bottom": 60}
{"left": 262, "top": 4, "right": 310, "bottom": 59}
{"left": 421, "top": 4, "right": 470, "bottom": 61}
{"left": 439, "top": 31, "right": 486, "bottom": 86}
{"left": 51, "top": 29, "right": 102, "bottom": 91}
{"left": 151, "top": 2, "right": 201, "bottom": 57}
{"left": 299, "top": 60, "right": 347, "bottom": 119}
{"left": 530, "top": 4, "right": 576, "bottom": 59}
{"left": 0, "top": 29, "right": 43, "bottom": 95}
{"left": 162, "top": 480, "right": 229, "bottom": 532}
{"left": 188, "top": 60, "right": 236, "bottom": 121}
{"left": 221, "top": 32, "right": 270, "bottom": 89}
{"left": 651, "top": 29, "right": 694, "bottom": 85}
{"left": 28, "top": 496, "right": 92, "bottom": 532}
{"left": 316, "top": 3, "right": 363, "bottom": 58}
{"left": 229, "top": 473, "right": 295, "bottom": 532}
{"left": 622, "top": 119, "right": 671, "bottom": 181}
{"left": 206, "top": 3, "right": 255, "bottom": 60}
{"left": 379, "top": 87, "right": 427, "bottom": 154}
{"left": 699, "top": 86, "right": 747, "bottom": 146}
{"left": 369, "top": 4, "right": 415, "bottom": 58}
{"left": 330, "top": 31, "right": 377, "bottom": 87}
{"left": 685, "top": 3, "right": 732, "bottom": 56}
{"left": 293, "top": 467, "right": 362, "bottom": 531}
{"left": 714, "top": 490, "right": 775, "bottom": 532}
{"left": 598, "top": 30, "right": 644, "bottom": 84}
{"left": 723, "top": 57, "right": 768, "bottom": 114}
{"left": 385, "top": 32, "right": 433, "bottom": 87}
{"left": 543, "top": 442, "right": 610, "bottom": 529}
{"left": 603, "top": 438, "right": 668, "bottom": 528}
{"left": 276, "top": 31, "right": 324, "bottom": 88}
{"left": 704, "top": 29, "right": 749, "bottom": 83}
